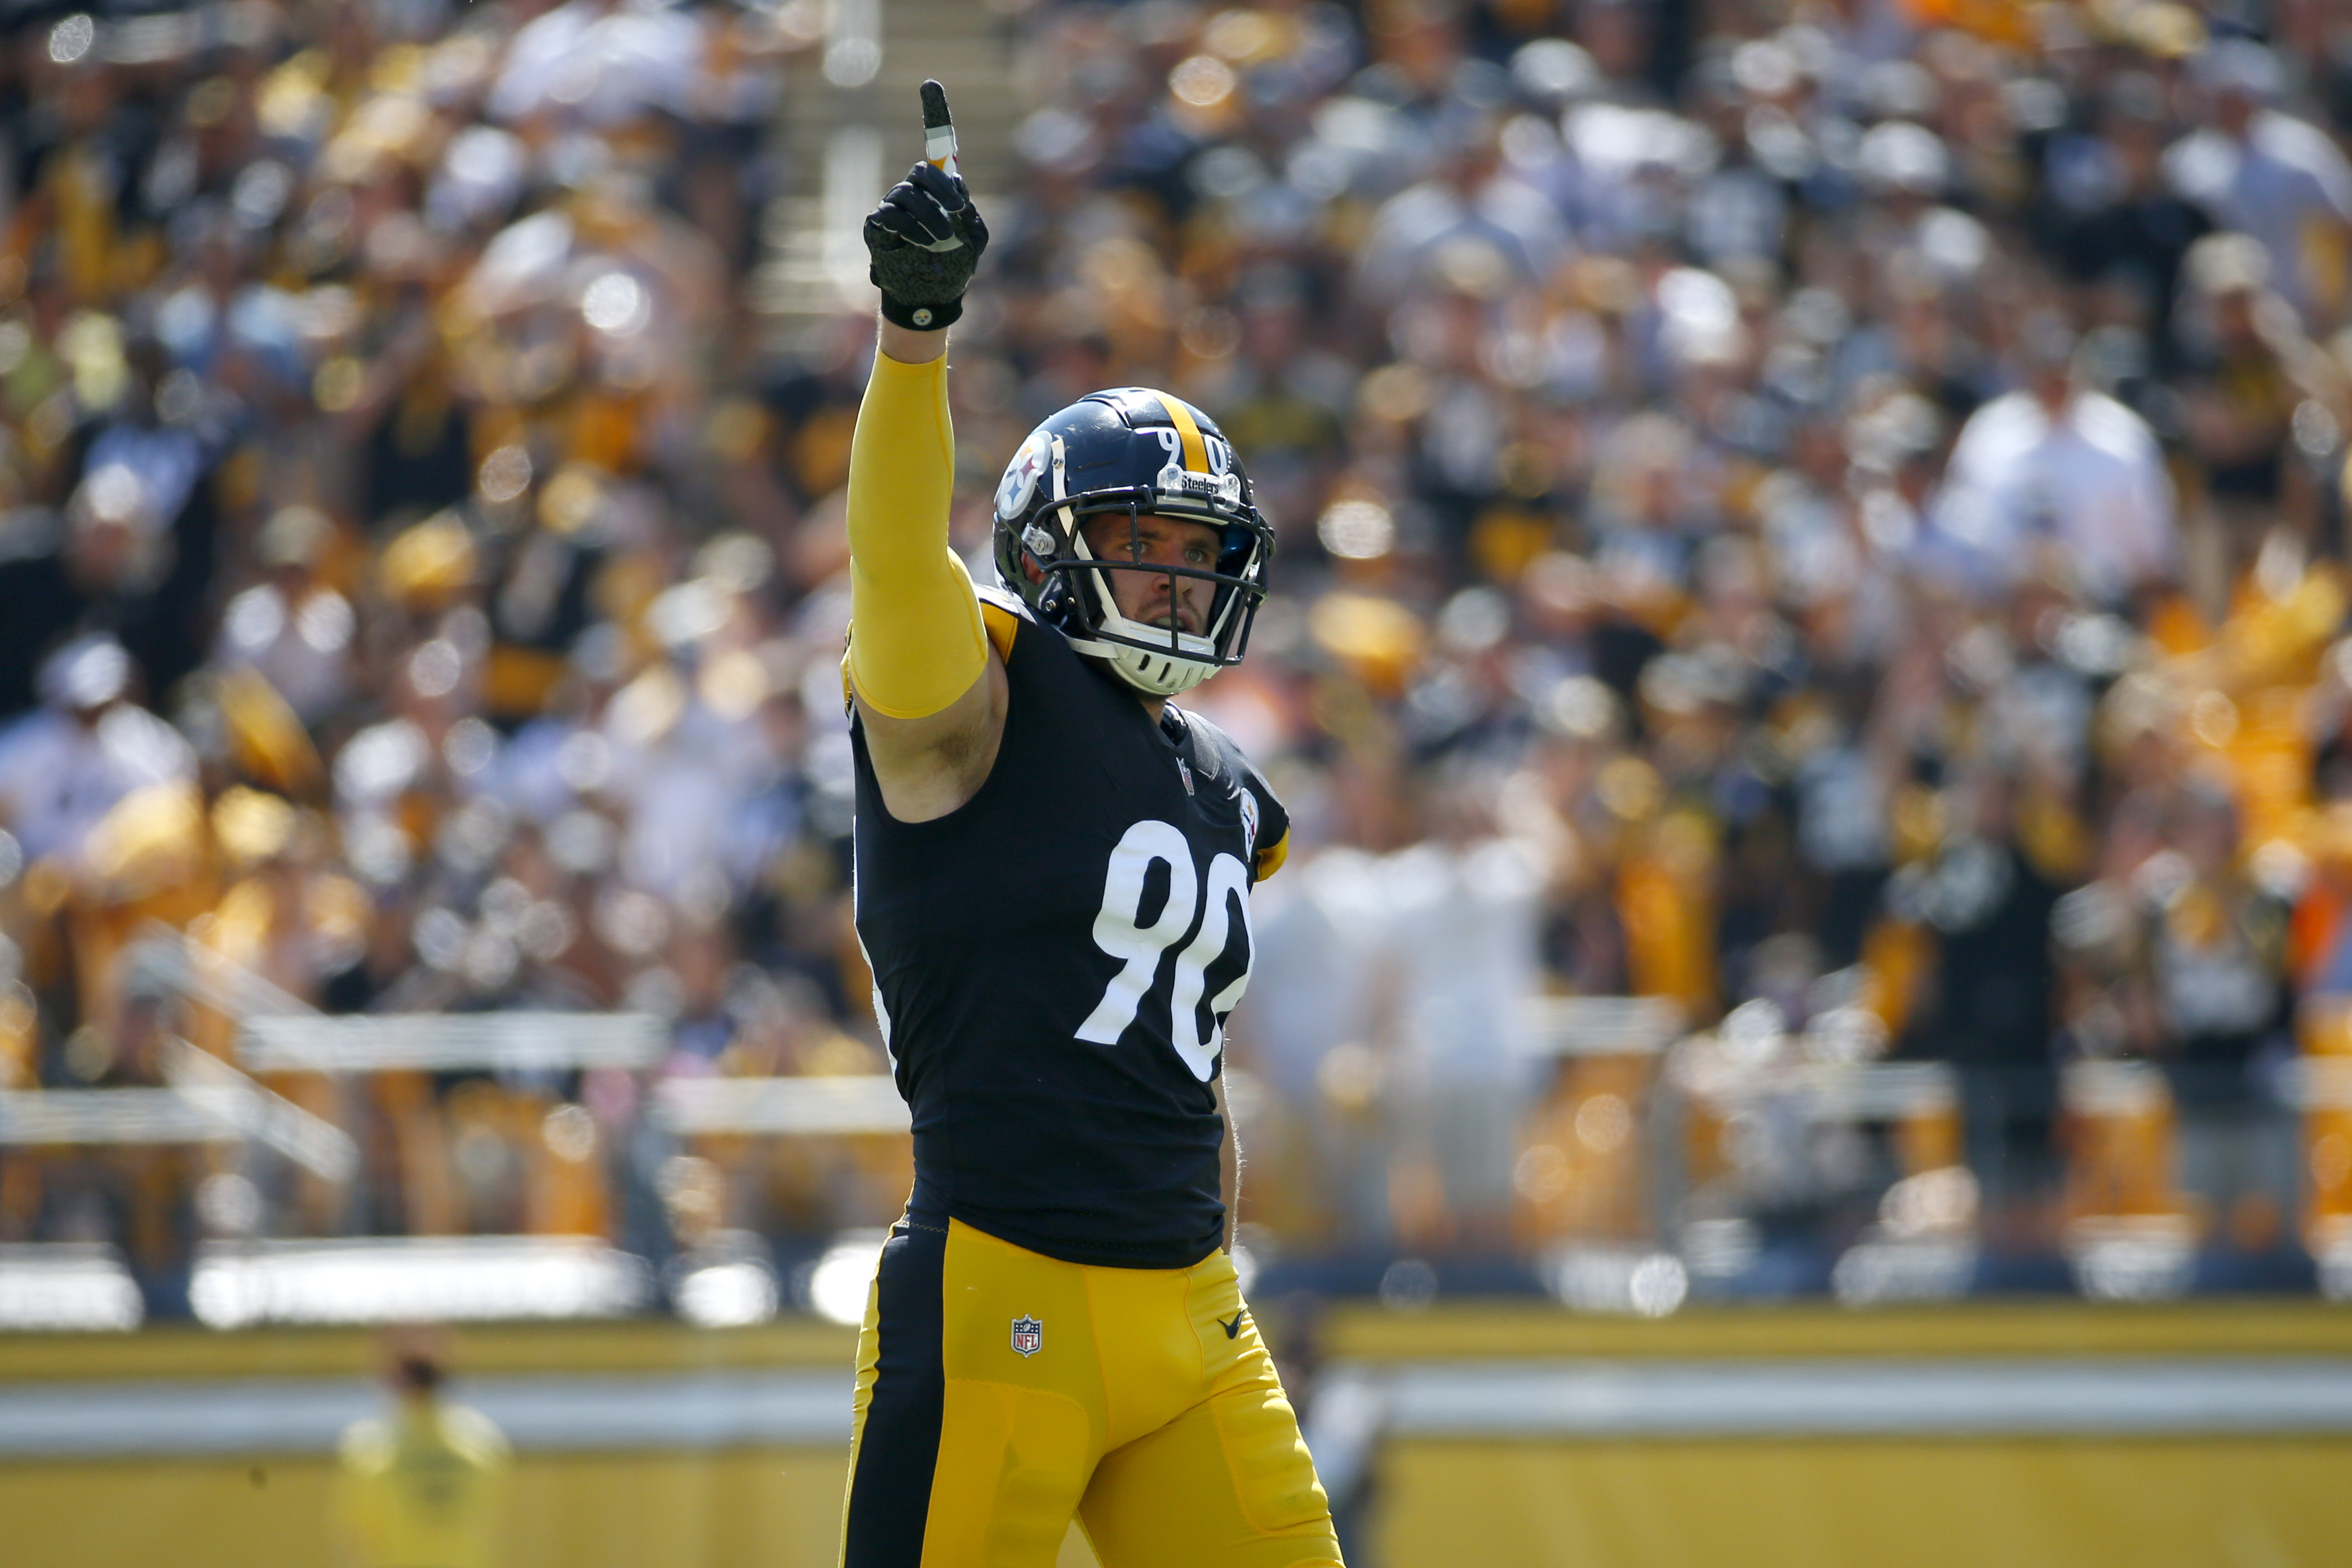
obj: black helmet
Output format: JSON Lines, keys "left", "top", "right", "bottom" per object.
{"left": 991, "top": 387, "right": 1274, "bottom": 697}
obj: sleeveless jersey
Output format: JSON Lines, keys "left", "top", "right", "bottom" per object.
{"left": 850, "top": 587, "right": 1290, "bottom": 1269}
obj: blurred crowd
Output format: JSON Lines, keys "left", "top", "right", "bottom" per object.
{"left": 10, "top": 0, "right": 2352, "bottom": 1310}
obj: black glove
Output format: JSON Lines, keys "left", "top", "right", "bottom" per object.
{"left": 864, "top": 160, "right": 989, "bottom": 331}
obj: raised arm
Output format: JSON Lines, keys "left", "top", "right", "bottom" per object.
{"left": 845, "top": 85, "right": 1002, "bottom": 822}
{"left": 846, "top": 327, "right": 985, "bottom": 722}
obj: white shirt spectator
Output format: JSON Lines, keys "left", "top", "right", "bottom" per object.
{"left": 489, "top": 0, "right": 706, "bottom": 129}
{"left": 2166, "top": 110, "right": 2352, "bottom": 321}
{"left": 1375, "top": 833, "right": 1546, "bottom": 1228}
{"left": 0, "top": 703, "right": 196, "bottom": 865}
{"left": 499, "top": 681, "right": 791, "bottom": 907}
{"left": 1558, "top": 103, "right": 1715, "bottom": 253}
{"left": 214, "top": 583, "right": 356, "bottom": 724}
{"left": 1933, "top": 389, "right": 2177, "bottom": 603}
{"left": 1380, "top": 835, "right": 1545, "bottom": 1088}
{"left": 603, "top": 703, "right": 778, "bottom": 901}
{"left": 1240, "top": 847, "right": 1391, "bottom": 1101}
{"left": 1796, "top": 743, "right": 1890, "bottom": 875}
{"left": 1353, "top": 170, "right": 1569, "bottom": 308}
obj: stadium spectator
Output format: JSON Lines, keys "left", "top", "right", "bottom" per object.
{"left": 1932, "top": 310, "right": 2178, "bottom": 608}
{"left": 2168, "top": 38, "right": 2352, "bottom": 329}
{"left": 335, "top": 1328, "right": 510, "bottom": 1568}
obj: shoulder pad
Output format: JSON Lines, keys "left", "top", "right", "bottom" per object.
{"left": 973, "top": 582, "right": 1034, "bottom": 622}
{"left": 973, "top": 583, "right": 1031, "bottom": 663}
{"left": 1171, "top": 704, "right": 1240, "bottom": 778}
{"left": 1255, "top": 829, "right": 1289, "bottom": 882}
{"left": 1170, "top": 706, "right": 1270, "bottom": 791}
{"left": 1170, "top": 705, "right": 1291, "bottom": 874}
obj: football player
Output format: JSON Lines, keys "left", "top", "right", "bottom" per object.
{"left": 835, "top": 83, "right": 1344, "bottom": 1568}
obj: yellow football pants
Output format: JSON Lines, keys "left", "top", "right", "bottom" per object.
{"left": 839, "top": 1217, "right": 1344, "bottom": 1568}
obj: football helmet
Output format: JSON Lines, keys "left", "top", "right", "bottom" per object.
{"left": 991, "top": 388, "right": 1273, "bottom": 697}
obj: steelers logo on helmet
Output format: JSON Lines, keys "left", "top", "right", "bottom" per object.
{"left": 996, "top": 427, "right": 1053, "bottom": 523}
{"left": 991, "top": 388, "right": 1273, "bottom": 698}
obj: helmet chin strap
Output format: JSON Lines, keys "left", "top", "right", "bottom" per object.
{"left": 1070, "top": 632, "right": 1218, "bottom": 697}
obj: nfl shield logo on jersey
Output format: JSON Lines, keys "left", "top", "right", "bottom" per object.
{"left": 1011, "top": 1315, "right": 1043, "bottom": 1357}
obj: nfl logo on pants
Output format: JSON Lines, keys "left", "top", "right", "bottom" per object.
{"left": 1010, "top": 1315, "right": 1043, "bottom": 1357}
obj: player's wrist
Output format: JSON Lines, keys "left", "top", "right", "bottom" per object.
{"left": 878, "top": 318, "right": 950, "bottom": 364}
{"left": 877, "top": 292, "right": 964, "bottom": 332}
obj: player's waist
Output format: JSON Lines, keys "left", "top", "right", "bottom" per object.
{"left": 906, "top": 1159, "right": 1222, "bottom": 1272}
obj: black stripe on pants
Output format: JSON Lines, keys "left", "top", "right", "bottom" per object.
{"left": 844, "top": 1222, "right": 946, "bottom": 1566}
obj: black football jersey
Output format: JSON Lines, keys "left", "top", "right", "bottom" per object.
{"left": 849, "top": 586, "right": 1290, "bottom": 1269}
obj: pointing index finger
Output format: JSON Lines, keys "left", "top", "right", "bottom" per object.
{"left": 920, "top": 79, "right": 959, "bottom": 176}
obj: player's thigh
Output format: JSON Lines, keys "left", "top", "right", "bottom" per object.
{"left": 842, "top": 1222, "right": 950, "bottom": 1567}
{"left": 842, "top": 1221, "right": 1099, "bottom": 1568}
{"left": 923, "top": 1221, "right": 1103, "bottom": 1567}
{"left": 1077, "top": 1364, "right": 1341, "bottom": 1568}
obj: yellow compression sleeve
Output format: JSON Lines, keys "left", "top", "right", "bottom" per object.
{"left": 845, "top": 351, "right": 990, "bottom": 720}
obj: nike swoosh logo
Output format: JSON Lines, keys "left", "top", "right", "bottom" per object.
{"left": 1218, "top": 1312, "right": 1246, "bottom": 1340}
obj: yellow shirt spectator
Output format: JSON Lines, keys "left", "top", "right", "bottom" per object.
{"left": 333, "top": 1372, "right": 510, "bottom": 1568}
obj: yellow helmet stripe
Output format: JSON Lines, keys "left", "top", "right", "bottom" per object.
{"left": 1156, "top": 392, "right": 1211, "bottom": 475}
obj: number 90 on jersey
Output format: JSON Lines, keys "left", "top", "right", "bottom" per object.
{"left": 1074, "top": 819, "right": 1253, "bottom": 1081}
